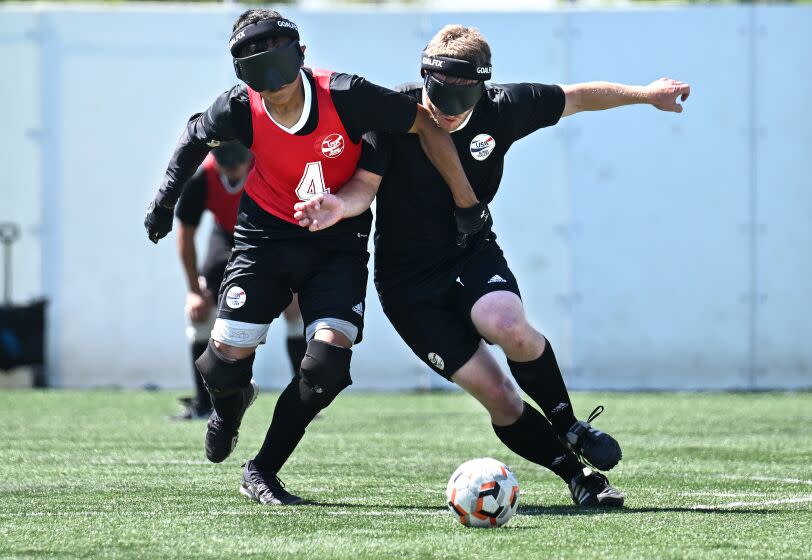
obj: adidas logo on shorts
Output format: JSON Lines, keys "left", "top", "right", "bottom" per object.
{"left": 352, "top": 302, "right": 364, "bottom": 316}
{"left": 487, "top": 274, "right": 507, "bottom": 284}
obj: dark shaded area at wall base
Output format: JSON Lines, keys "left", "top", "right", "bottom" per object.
{"left": 0, "top": 299, "right": 48, "bottom": 387}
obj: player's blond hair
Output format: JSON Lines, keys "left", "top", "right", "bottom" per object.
{"left": 424, "top": 25, "right": 491, "bottom": 70}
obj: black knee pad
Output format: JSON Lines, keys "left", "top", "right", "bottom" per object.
{"left": 298, "top": 340, "right": 352, "bottom": 409}
{"left": 195, "top": 340, "right": 255, "bottom": 397}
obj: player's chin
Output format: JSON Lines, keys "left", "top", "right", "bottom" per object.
{"left": 437, "top": 114, "right": 463, "bottom": 131}
{"left": 262, "top": 83, "right": 295, "bottom": 101}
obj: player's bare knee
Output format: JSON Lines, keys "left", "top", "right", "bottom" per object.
{"left": 212, "top": 339, "right": 256, "bottom": 360}
{"left": 307, "top": 318, "right": 357, "bottom": 349}
{"left": 483, "top": 314, "right": 543, "bottom": 359}
{"left": 483, "top": 313, "right": 526, "bottom": 347}
{"left": 313, "top": 328, "right": 352, "bottom": 348}
{"left": 298, "top": 339, "right": 353, "bottom": 409}
{"left": 505, "top": 325, "right": 536, "bottom": 356}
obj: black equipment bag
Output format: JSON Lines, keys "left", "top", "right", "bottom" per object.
{"left": 0, "top": 299, "right": 46, "bottom": 371}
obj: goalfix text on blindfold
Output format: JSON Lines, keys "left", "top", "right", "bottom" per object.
{"left": 230, "top": 19, "right": 304, "bottom": 92}
{"left": 421, "top": 53, "right": 492, "bottom": 116}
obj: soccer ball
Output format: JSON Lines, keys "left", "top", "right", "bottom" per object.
{"left": 446, "top": 458, "right": 520, "bottom": 528}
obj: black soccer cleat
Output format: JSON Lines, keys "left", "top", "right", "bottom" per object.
{"left": 204, "top": 380, "right": 258, "bottom": 463}
{"left": 569, "top": 467, "right": 625, "bottom": 507}
{"left": 565, "top": 405, "right": 622, "bottom": 471}
{"left": 240, "top": 460, "right": 303, "bottom": 505}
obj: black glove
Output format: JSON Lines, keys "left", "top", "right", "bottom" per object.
{"left": 144, "top": 200, "right": 174, "bottom": 244}
{"left": 454, "top": 202, "right": 492, "bottom": 249}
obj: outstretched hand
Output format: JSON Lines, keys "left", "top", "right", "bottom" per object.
{"left": 294, "top": 193, "right": 345, "bottom": 232}
{"left": 646, "top": 78, "right": 691, "bottom": 113}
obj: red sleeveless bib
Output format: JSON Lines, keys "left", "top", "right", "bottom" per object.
{"left": 202, "top": 154, "right": 245, "bottom": 234}
{"left": 244, "top": 69, "right": 362, "bottom": 224}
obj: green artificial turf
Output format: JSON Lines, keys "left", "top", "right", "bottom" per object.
{"left": 0, "top": 390, "right": 810, "bottom": 559}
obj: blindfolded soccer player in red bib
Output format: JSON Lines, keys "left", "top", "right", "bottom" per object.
{"left": 145, "top": 10, "right": 487, "bottom": 505}
{"left": 171, "top": 143, "right": 308, "bottom": 422}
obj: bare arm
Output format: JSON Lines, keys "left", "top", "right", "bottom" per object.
{"left": 176, "top": 221, "right": 213, "bottom": 322}
{"left": 560, "top": 78, "right": 691, "bottom": 118}
{"left": 176, "top": 222, "right": 201, "bottom": 294}
{"left": 294, "top": 169, "right": 383, "bottom": 232}
{"left": 334, "top": 168, "right": 382, "bottom": 219}
{"left": 407, "top": 104, "right": 478, "bottom": 209}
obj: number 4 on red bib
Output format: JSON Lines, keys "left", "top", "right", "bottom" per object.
{"left": 295, "top": 161, "right": 330, "bottom": 201}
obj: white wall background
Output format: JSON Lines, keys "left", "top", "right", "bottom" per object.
{"left": 0, "top": 4, "right": 809, "bottom": 390}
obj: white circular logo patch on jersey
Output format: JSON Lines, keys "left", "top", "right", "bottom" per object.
{"left": 321, "top": 133, "right": 345, "bottom": 158}
{"left": 428, "top": 352, "right": 445, "bottom": 371}
{"left": 470, "top": 134, "right": 496, "bottom": 161}
{"left": 225, "top": 286, "right": 246, "bottom": 309}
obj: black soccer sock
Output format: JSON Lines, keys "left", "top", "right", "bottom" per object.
{"left": 508, "top": 341, "right": 578, "bottom": 436}
{"left": 253, "top": 375, "right": 321, "bottom": 473}
{"left": 253, "top": 340, "right": 352, "bottom": 473}
{"left": 285, "top": 336, "right": 307, "bottom": 378}
{"left": 191, "top": 341, "right": 211, "bottom": 409}
{"left": 492, "top": 403, "right": 584, "bottom": 482}
{"left": 211, "top": 392, "right": 244, "bottom": 426}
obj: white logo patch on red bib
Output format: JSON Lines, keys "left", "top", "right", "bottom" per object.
{"left": 225, "top": 286, "right": 246, "bottom": 309}
{"left": 470, "top": 134, "right": 496, "bottom": 161}
{"left": 321, "top": 133, "right": 345, "bottom": 158}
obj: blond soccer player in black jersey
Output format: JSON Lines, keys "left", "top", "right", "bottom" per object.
{"left": 295, "top": 25, "right": 690, "bottom": 508}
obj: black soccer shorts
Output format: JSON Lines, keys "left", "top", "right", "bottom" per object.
{"left": 215, "top": 205, "right": 370, "bottom": 347}
{"left": 379, "top": 241, "right": 521, "bottom": 379}
{"left": 199, "top": 224, "right": 234, "bottom": 294}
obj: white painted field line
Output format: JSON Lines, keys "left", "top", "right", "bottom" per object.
{"left": 722, "top": 475, "right": 812, "bottom": 486}
{"left": 746, "top": 476, "right": 812, "bottom": 486}
{"left": 0, "top": 509, "right": 448, "bottom": 518}
{"left": 89, "top": 459, "right": 211, "bottom": 466}
{"left": 679, "top": 492, "right": 766, "bottom": 498}
{"left": 692, "top": 496, "right": 812, "bottom": 510}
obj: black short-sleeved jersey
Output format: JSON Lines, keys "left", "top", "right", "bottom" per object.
{"left": 360, "top": 82, "right": 565, "bottom": 298}
{"left": 156, "top": 68, "right": 417, "bottom": 240}
{"left": 174, "top": 167, "right": 208, "bottom": 228}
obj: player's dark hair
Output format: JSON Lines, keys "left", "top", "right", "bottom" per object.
{"left": 232, "top": 8, "right": 284, "bottom": 33}
{"left": 232, "top": 9, "right": 292, "bottom": 58}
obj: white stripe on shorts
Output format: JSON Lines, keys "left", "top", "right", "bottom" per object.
{"left": 211, "top": 318, "right": 269, "bottom": 348}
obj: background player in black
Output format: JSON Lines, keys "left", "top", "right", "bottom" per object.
{"left": 172, "top": 143, "right": 307, "bottom": 420}
{"left": 143, "top": 11, "right": 486, "bottom": 506}
{"left": 296, "top": 25, "right": 691, "bottom": 507}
